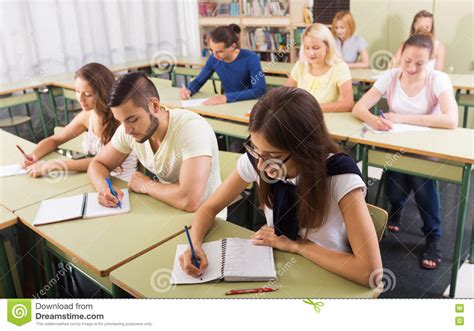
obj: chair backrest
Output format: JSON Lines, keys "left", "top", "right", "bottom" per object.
{"left": 367, "top": 203, "right": 388, "bottom": 241}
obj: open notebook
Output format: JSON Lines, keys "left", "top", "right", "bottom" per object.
{"left": 33, "top": 189, "right": 131, "bottom": 226}
{"left": 171, "top": 238, "right": 276, "bottom": 284}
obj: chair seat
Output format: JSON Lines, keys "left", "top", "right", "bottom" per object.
{"left": 0, "top": 115, "right": 31, "bottom": 128}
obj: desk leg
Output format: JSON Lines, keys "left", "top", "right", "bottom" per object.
{"left": 362, "top": 145, "right": 368, "bottom": 183}
{"left": 26, "top": 230, "right": 43, "bottom": 295}
{"left": 34, "top": 89, "right": 49, "bottom": 139}
{"left": 47, "top": 87, "right": 58, "bottom": 127}
{"left": 449, "top": 163, "right": 472, "bottom": 298}
{"left": 0, "top": 240, "right": 16, "bottom": 298}
{"left": 40, "top": 239, "right": 57, "bottom": 298}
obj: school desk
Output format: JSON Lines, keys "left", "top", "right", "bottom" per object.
{"left": 13, "top": 178, "right": 195, "bottom": 296}
{"left": 351, "top": 125, "right": 474, "bottom": 298}
{"left": 110, "top": 219, "right": 380, "bottom": 298}
{"left": 0, "top": 130, "right": 90, "bottom": 212}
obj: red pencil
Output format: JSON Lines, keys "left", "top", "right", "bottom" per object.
{"left": 225, "top": 287, "right": 278, "bottom": 295}
{"left": 16, "top": 145, "right": 33, "bottom": 161}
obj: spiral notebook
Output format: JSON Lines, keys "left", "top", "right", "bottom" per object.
{"left": 33, "top": 189, "right": 131, "bottom": 226}
{"left": 171, "top": 238, "right": 276, "bottom": 284}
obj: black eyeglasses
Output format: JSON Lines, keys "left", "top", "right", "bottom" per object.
{"left": 243, "top": 141, "right": 291, "bottom": 170}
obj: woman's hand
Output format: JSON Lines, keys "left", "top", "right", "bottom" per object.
{"left": 251, "top": 225, "right": 297, "bottom": 253}
{"left": 203, "top": 95, "right": 227, "bottom": 106}
{"left": 179, "top": 245, "right": 208, "bottom": 277}
{"left": 25, "top": 160, "right": 50, "bottom": 178}
{"left": 20, "top": 153, "right": 38, "bottom": 168}
{"left": 370, "top": 115, "right": 393, "bottom": 131}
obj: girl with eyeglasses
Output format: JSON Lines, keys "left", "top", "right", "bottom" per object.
{"left": 179, "top": 87, "right": 382, "bottom": 287}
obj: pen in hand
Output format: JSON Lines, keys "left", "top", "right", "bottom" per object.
{"left": 16, "top": 145, "right": 33, "bottom": 162}
{"left": 184, "top": 225, "right": 201, "bottom": 269}
{"left": 105, "top": 176, "right": 122, "bottom": 208}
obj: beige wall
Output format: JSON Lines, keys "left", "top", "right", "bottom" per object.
{"left": 351, "top": 0, "right": 473, "bottom": 73}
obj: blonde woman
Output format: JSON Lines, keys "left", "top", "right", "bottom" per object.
{"left": 285, "top": 23, "right": 354, "bottom": 112}
{"left": 332, "top": 11, "right": 369, "bottom": 68}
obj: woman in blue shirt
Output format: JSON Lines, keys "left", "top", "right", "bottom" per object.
{"left": 180, "top": 24, "right": 266, "bottom": 105}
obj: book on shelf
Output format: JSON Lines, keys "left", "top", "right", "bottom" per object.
{"left": 246, "top": 28, "right": 290, "bottom": 52}
{"left": 294, "top": 27, "right": 305, "bottom": 46}
{"left": 199, "top": 1, "right": 240, "bottom": 17}
{"left": 243, "top": 0, "right": 289, "bottom": 17}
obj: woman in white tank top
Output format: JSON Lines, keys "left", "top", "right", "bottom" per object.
{"left": 21, "top": 63, "right": 138, "bottom": 182}
{"left": 353, "top": 34, "right": 458, "bottom": 270}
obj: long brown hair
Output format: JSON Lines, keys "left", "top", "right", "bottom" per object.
{"left": 249, "top": 87, "right": 340, "bottom": 230}
{"left": 75, "top": 63, "right": 118, "bottom": 145}
{"left": 410, "top": 10, "right": 435, "bottom": 37}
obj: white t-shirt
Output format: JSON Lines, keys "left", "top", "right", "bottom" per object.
{"left": 236, "top": 153, "right": 366, "bottom": 253}
{"left": 111, "top": 108, "right": 222, "bottom": 207}
{"left": 373, "top": 68, "right": 452, "bottom": 115}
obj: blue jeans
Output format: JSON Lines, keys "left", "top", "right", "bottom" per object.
{"left": 386, "top": 171, "right": 441, "bottom": 239}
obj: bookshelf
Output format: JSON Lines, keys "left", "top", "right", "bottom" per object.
{"left": 197, "top": 0, "right": 309, "bottom": 63}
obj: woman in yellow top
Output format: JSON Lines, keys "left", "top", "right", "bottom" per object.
{"left": 285, "top": 23, "right": 354, "bottom": 112}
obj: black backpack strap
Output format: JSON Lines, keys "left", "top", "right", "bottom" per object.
{"left": 248, "top": 151, "right": 361, "bottom": 241}
{"left": 326, "top": 153, "right": 363, "bottom": 179}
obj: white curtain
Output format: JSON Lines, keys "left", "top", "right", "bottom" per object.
{"left": 0, "top": 0, "right": 201, "bottom": 83}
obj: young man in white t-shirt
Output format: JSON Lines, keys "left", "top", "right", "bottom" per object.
{"left": 88, "top": 72, "right": 223, "bottom": 214}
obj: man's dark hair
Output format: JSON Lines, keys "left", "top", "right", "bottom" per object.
{"left": 108, "top": 72, "right": 160, "bottom": 110}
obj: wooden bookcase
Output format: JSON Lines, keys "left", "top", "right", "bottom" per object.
{"left": 197, "top": 0, "right": 309, "bottom": 63}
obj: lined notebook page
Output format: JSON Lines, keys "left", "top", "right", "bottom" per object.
{"left": 84, "top": 189, "right": 131, "bottom": 219}
{"left": 0, "top": 164, "right": 27, "bottom": 177}
{"left": 171, "top": 240, "right": 223, "bottom": 284}
{"left": 33, "top": 195, "right": 84, "bottom": 226}
{"left": 223, "top": 238, "right": 276, "bottom": 281}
